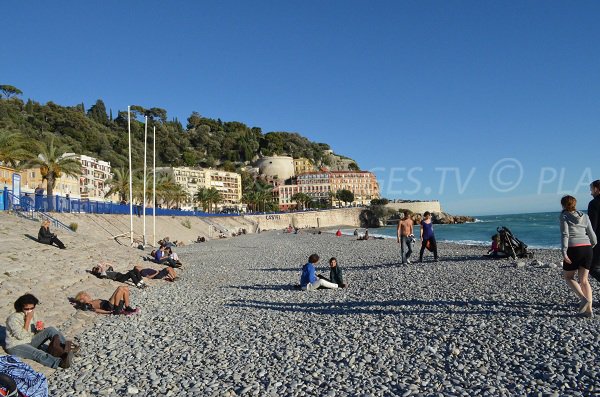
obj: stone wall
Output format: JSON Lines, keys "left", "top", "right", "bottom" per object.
{"left": 384, "top": 201, "right": 442, "bottom": 214}
{"left": 243, "top": 208, "right": 362, "bottom": 230}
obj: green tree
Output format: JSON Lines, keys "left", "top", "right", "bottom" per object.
{"left": 206, "top": 187, "right": 222, "bottom": 212}
{"left": 0, "top": 130, "right": 28, "bottom": 167}
{"left": 25, "top": 136, "right": 81, "bottom": 211}
{"left": 104, "top": 167, "right": 131, "bottom": 202}
{"left": 292, "top": 192, "right": 312, "bottom": 210}
{"left": 0, "top": 85, "right": 23, "bottom": 99}
{"left": 195, "top": 187, "right": 212, "bottom": 212}
{"left": 348, "top": 162, "right": 360, "bottom": 171}
{"left": 87, "top": 99, "right": 109, "bottom": 124}
{"left": 336, "top": 189, "right": 354, "bottom": 206}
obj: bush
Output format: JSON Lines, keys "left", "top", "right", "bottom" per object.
{"left": 181, "top": 219, "right": 192, "bottom": 229}
{"left": 69, "top": 222, "right": 78, "bottom": 232}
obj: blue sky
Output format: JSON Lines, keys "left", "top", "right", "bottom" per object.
{"left": 2, "top": 1, "right": 599, "bottom": 215}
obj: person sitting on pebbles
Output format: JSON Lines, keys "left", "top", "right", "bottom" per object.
{"left": 151, "top": 246, "right": 181, "bottom": 268}
{"left": 317, "top": 257, "right": 347, "bottom": 288}
{"left": 133, "top": 265, "right": 178, "bottom": 282}
{"left": 73, "top": 286, "right": 139, "bottom": 315}
{"left": 5, "top": 294, "right": 75, "bottom": 369}
{"left": 300, "top": 254, "right": 339, "bottom": 291}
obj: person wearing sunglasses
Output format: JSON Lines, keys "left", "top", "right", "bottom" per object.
{"left": 4, "top": 294, "right": 74, "bottom": 369}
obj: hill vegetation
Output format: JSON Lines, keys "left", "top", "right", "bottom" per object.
{"left": 0, "top": 86, "right": 345, "bottom": 172}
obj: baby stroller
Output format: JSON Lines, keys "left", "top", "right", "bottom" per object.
{"left": 497, "top": 226, "right": 533, "bottom": 259}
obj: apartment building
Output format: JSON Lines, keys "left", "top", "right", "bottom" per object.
{"left": 329, "top": 171, "right": 380, "bottom": 205}
{"left": 168, "top": 167, "right": 242, "bottom": 210}
{"left": 273, "top": 171, "right": 380, "bottom": 210}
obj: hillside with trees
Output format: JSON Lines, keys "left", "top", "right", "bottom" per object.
{"left": 0, "top": 85, "right": 350, "bottom": 173}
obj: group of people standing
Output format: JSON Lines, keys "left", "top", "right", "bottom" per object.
{"left": 396, "top": 210, "right": 439, "bottom": 264}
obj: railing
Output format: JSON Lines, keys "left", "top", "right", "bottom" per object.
{"left": 3, "top": 190, "right": 74, "bottom": 232}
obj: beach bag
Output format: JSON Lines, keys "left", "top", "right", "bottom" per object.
{"left": 0, "top": 356, "right": 48, "bottom": 397}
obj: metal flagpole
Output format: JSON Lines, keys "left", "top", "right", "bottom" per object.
{"left": 152, "top": 126, "right": 156, "bottom": 246}
{"left": 143, "top": 116, "right": 148, "bottom": 246}
{"left": 127, "top": 106, "right": 134, "bottom": 246}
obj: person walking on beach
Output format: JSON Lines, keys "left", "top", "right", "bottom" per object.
{"left": 588, "top": 180, "right": 600, "bottom": 283}
{"left": 5, "top": 294, "right": 74, "bottom": 369}
{"left": 397, "top": 211, "right": 414, "bottom": 264}
{"left": 419, "top": 212, "right": 439, "bottom": 262}
{"left": 560, "top": 195, "right": 597, "bottom": 317}
{"left": 300, "top": 254, "right": 339, "bottom": 291}
{"left": 38, "top": 219, "right": 66, "bottom": 249}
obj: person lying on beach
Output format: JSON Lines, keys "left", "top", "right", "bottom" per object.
{"left": 317, "top": 257, "right": 347, "bottom": 288}
{"left": 300, "top": 254, "right": 339, "bottom": 291}
{"left": 73, "top": 286, "right": 139, "bottom": 315}
{"left": 37, "top": 219, "right": 66, "bottom": 249}
{"left": 152, "top": 247, "right": 182, "bottom": 268}
{"left": 133, "top": 265, "right": 177, "bottom": 282}
{"left": 5, "top": 294, "right": 75, "bottom": 369}
{"left": 90, "top": 263, "right": 147, "bottom": 289}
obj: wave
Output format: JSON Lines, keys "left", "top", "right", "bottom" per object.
{"left": 439, "top": 239, "right": 488, "bottom": 246}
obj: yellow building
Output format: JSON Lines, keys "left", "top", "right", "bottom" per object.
{"left": 293, "top": 158, "right": 315, "bottom": 176}
{"left": 168, "top": 167, "right": 242, "bottom": 210}
{"left": 0, "top": 165, "right": 21, "bottom": 190}
{"left": 20, "top": 167, "right": 80, "bottom": 197}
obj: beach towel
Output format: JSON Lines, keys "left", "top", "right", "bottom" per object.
{"left": 0, "top": 355, "right": 48, "bottom": 397}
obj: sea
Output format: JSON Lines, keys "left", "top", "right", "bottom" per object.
{"left": 340, "top": 212, "right": 567, "bottom": 249}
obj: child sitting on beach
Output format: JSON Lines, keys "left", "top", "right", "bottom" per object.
{"left": 300, "top": 254, "right": 339, "bottom": 291}
{"left": 317, "top": 257, "right": 347, "bottom": 288}
{"left": 485, "top": 234, "right": 502, "bottom": 258}
{"left": 73, "top": 286, "right": 139, "bottom": 315}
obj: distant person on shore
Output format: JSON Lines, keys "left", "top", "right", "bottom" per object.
{"left": 335, "top": 229, "right": 342, "bottom": 237}
{"left": 5, "top": 294, "right": 74, "bottom": 369}
{"left": 317, "top": 257, "right": 347, "bottom": 288}
{"left": 90, "top": 263, "right": 146, "bottom": 289}
{"left": 300, "top": 254, "right": 339, "bottom": 291}
{"left": 74, "top": 286, "right": 138, "bottom": 315}
{"left": 397, "top": 211, "right": 414, "bottom": 264}
{"left": 419, "top": 212, "right": 439, "bottom": 262}
{"left": 588, "top": 180, "right": 600, "bottom": 283}
{"left": 353, "top": 229, "right": 359, "bottom": 236}
{"left": 134, "top": 265, "right": 177, "bottom": 282}
{"left": 560, "top": 195, "right": 597, "bottom": 317}
{"left": 38, "top": 219, "right": 66, "bottom": 249}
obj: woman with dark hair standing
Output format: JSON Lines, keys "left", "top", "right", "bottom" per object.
{"left": 5, "top": 294, "right": 74, "bottom": 368}
{"left": 419, "top": 212, "right": 439, "bottom": 262}
{"left": 588, "top": 180, "right": 600, "bottom": 283}
{"left": 561, "top": 195, "right": 597, "bottom": 317}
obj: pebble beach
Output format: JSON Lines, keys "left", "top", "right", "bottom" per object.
{"left": 46, "top": 231, "right": 600, "bottom": 396}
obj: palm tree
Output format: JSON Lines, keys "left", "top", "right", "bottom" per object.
{"left": 206, "top": 187, "right": 222, "bottom": 213}
{"left": 242, "top": 190, "right": 259, "bottom": 212}
{"left": 105, "top": 168, "right": 131, "bottom": 203}
{"left": 195, "top": 187, "right": 212, "bottom": 212}
{"left": 292, "top": 192, "right": 311, "bottom": 210}
{"left": 25, "top": 136, "right": 80, "bottom": 211}
{"left": 0, "top": 129, "right": 28, "bottom": 167}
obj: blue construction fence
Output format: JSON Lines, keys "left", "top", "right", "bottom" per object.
{"left": 0, "top": 188, "right": 240, "bottom": 217}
